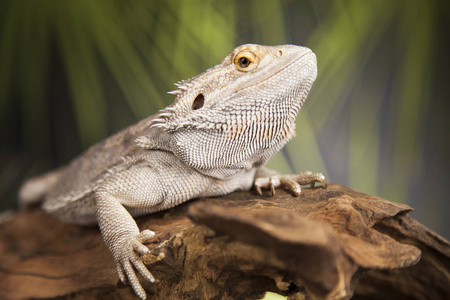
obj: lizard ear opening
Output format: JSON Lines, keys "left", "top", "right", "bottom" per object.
{"left": 192, "top": 94, "right": 205, "bottom": 110}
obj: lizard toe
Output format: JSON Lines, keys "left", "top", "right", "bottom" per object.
{"left": 279, "top": 176, "right": 302, "bottom": 196}
{"left": 132, "top": 230, "right": 160, "bottom": 255}
{"left": 132, "top": 257, "right": 155, "bottom": 284}
{"left": 131, "top": 239, "right": 150, "bottom": 256}
{"left": 116, "top": 263, "right": 128, "bottom": 285}
{"left": 254, "top": 177, "right": 270, "bottom": 195}
{"left": 307, "top": 172, "right": 327, "bottom": 188}
{"left": 122, "top": 258, "right": 147, "bottom": 300}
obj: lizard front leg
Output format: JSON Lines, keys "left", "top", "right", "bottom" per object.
{"left": 254, "top": 167, "right": 326, "bottom": 196}
{"left": 95, "top": 187, "right": 159, "bottom": 299}
{"left": 94, "top": 165, "right": 168, "bottom": 300}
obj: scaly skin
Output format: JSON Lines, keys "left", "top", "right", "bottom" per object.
{"left": 19, "top": 44, "right": 326, "bottom": 299}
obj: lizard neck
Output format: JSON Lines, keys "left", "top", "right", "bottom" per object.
{"left": 134, "top": 113, "right": 296, "bottom": 181}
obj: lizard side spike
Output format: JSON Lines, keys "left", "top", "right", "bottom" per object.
{"left": 157, "top": 112, "right": 172, "bottom": 118}
{"left": 167, "top": 90, "right": 181, "bottom": 95}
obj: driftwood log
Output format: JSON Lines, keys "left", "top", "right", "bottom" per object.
{"left": 0, "top": 184, "right": 449, "bottom": 300}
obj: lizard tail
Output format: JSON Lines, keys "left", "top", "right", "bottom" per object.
{"left": 18, "top": 167, "right": 64, "bottom": 210}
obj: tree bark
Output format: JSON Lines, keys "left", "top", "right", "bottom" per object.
{"left": 0, "top": 184, "right": 448, "bottom": 300}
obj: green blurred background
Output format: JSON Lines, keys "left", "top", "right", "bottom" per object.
{"left": 1, "top": 0, "right": 449, "bottom": 245}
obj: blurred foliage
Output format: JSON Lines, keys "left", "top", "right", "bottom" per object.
{"left": 0, "top": 0, "right": 449, "bottom": 244}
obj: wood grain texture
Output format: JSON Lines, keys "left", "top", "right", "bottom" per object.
{"left": 1, "top": 184, "right": 449, "bottom": 299}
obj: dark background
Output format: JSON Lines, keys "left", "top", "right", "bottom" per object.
{"left": 1, "top": 0, "right": 449, "bottom": 240}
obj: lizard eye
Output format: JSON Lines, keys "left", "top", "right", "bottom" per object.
{"left": 238, "top": 57, "right": 251, "bottom": 68}
{"left": 192, "top": 93, "right": 204, "bottom": 110}
{"left": 234, "top": 50, "right": 259, "bottom": 72}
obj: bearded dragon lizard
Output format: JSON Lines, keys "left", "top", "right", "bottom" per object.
{"left": 18, "top": 44, "right": 326, "bottom": 299}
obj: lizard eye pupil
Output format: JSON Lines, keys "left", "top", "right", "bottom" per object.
{"left": 192, "top": 94, "right": 204, "bottom": 110}
{"left": 238, "top": 57, "right": 251, "bottom": 68}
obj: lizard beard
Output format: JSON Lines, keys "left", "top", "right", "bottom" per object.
{"left": 169, "top": 111, "right": 296, "bottom": 180}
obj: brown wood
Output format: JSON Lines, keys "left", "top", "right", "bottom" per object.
{"left": 0, "top": 184, "right": 449, "bottom": 299}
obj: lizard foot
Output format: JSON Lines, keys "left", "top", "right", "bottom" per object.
{"left": 254, "top": 171, "right": 326, "bottom": 196}
{"left": 114, "top": 230, "right": 160, "bottom": 300}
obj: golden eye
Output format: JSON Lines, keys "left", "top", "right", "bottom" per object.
{"left": 238, "top": 56, "right": 251, "bottom": 68}
{"left": 233, "top": 50, "right": 259, "bottom": 72}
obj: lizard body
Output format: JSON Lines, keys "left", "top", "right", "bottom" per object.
{"left": 18, "top": 44, "right": 325, "bottom": 299}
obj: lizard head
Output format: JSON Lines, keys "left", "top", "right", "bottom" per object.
{"left": 147, "top": 44, "right": 317, "bottom": 177}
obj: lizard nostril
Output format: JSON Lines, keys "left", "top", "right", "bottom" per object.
{"left": 276, "top": 49, "right": 283, "bottom": 57}
{"left": 192, "top": 94, "right": 205, "bottom": 110}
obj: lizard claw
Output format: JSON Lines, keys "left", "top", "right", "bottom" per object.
{"left": 304, "top": 172, "right": 327, "bottom": 189}
{"left": 269, "top": 176, "right": 280, "bottom": 196}
{"left": 256, "top": 185, "right": 263, "bottom": 196}
{"left": 311, "top": 176, "right": 327, "bottom": 189}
